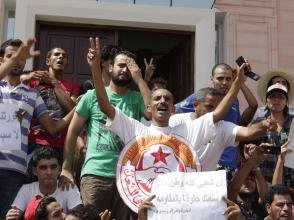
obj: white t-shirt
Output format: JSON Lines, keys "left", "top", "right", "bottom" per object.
{"left": 169, "top": 112, "right": 193, "bottom": 127}
{"left": 169, "top": 112, "right": 240, "bottom": 171}
{"left": 108, "top": 107, "right": 236, "bottom": 171}
{"left": 13, "top": 181, "right": 81, "bottom": 212}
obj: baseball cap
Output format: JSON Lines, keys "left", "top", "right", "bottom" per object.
{"left": 24, "top": 195, "right": 43, "bottom": 220}
{"left": 266, "top": 83, "right": 288, "bottom": 98}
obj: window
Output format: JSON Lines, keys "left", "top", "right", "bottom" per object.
{"left": 215, "top": 11, "right": 225, "bottom": 64}
{"left": 6, "top": 11, "right": 15, "bottom": 40}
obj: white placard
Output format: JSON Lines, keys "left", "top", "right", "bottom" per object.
{"left": 148, "top": 170, "right": 227, "bottom": 220}
{"left": 285, "top": 120, "right": 294, "bottom": 169}
{"left": 0, "top": 104, "right": 21, "bottom": 150}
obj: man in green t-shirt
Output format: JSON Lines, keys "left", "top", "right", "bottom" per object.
{"left": 61, "top": 44, "right": 150, "bottom": 219}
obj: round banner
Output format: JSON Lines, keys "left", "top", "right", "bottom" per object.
{"left": 116, "top": 134, "right": 201, "bottom": 212}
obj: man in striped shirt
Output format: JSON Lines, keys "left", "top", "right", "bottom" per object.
{"left": 0, "top": 38, "right": 74, "bottom": 218}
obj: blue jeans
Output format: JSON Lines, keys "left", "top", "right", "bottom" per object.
{"left": 0, "top": 169, "right": 25, "bottom": 218}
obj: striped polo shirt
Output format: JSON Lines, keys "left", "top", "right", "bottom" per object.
{"left": 0, "top": 80, "right": 47, "bottom": 174}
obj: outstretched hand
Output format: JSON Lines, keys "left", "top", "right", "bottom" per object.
{"left": 280, "top": 140, "right": 292, "bottom": 160}
{"left": 138, "top": 195, "right": 155, "bottom": 220}
{"left": 13, "top": 38, "right": 40, "bottom": 61}
{"left": 144, "top": 57, "right": 155, "bottom": 82}
{"left": 126, "top": 57, "right": 142, "bottom": 84}
{"left": 87, "top": 37, "right": 101, "bottom": 69}
{"left": 263, "top": 118, "right": 278, "bottom": 132}
{"left": 99, "top": 209, "right": 112, "bottom": 220}
{"left": 235, "top": 62, "right": 248, "bottom": 83}
{"left": 222, "top": 197, "right": 245, "bottom": 220}
{"left": 59, "top": 169, "right": 75, "bottom": 191}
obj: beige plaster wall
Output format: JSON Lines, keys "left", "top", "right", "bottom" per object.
{"left": 215, "top": 0, "right": 294, "bottom": 108}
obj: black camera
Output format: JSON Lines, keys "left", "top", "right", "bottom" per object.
{"left": 235, "top": 56, "right": 260, "bottom": 81}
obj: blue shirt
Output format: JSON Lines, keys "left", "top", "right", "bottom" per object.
{"left": 175, "top": 93, "right": 241, "bottom": 168}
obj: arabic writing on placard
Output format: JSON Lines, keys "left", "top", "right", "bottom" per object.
{"left": 0, "top": 104, "right": 21, "bottom": 150}
{"left": 149, "top": 170, "right": 227, "bottom": 220}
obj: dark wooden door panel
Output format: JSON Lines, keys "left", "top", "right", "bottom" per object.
{"left": 35, "top": 22, "right": 194, "bottom": 101}
{"left": 35, "top": 22, "right": 117, "bottom": 83}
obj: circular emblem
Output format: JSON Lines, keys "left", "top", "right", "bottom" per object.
{"left": 116, "top": 134, "right": 201, "bottom": 212}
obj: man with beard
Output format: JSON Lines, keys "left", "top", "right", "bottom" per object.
{"left": 86, "top": 38, "right": 278, "bottom": 218}
{"left": 0, "top": 38, "right": 74, "bottom": 218}
{"left": 21, "top": 47, "right": 80, "bottom": 170}
{"left": 60, "top": 45, "right": 151, "bottom": 219}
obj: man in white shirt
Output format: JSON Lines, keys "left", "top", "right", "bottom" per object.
{"left": 6, "top": 147, "right": 81, "bottom": 219}
{"left": 169, "top": 87, "right": 242, "bottom": 171}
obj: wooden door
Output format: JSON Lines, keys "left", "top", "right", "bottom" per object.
{"left": 35, "top": 22, "right": 118, "bottom": 83}
{"left": 162, "top": 36, "right": 194, "bottom": 102}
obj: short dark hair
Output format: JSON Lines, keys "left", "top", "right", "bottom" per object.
{"left": 101, "top": 45, "right": 122, "bottom": 61}
{"left": 112, "top": 50, "right": 137, "bottom": 64}
{"left": 35, "top": 196, "right": 57, "bottom": 220}
{"left": 148, "top": 77, "right": 168, "bottom": 90}
{"left": 46, "top": 47, "right": 66, "bottom": 59}
{"left": 265, "top": 184, "right": 293, "bottom": 205}
{"left": 0, "top": 39, "right": 23, "bottom": 57}
{"left": 195, "top": 87, "right": 223, "bottom": 102}
{"left": 32, "top": 147, "right": 59, "bottom": 167}
{"left": 67, "top": 205, "right": 98, "bottom": 220}
{"left": 80, "top": 79, "right": 93, "bottom": 95}
{"left": 211, "top": 63, "right": 233, "bottom": 76}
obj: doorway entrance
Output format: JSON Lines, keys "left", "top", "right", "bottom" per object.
{"left": 35, "top": 22, "right": 194, "bottom": 102}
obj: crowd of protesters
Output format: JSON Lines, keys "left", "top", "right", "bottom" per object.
{"left": 0, "top": 36, "right": 293, "bottom": 220}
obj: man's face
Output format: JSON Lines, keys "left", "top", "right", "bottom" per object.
{"left": 102, "top": 59, "right": 112, "bottom": 75}
{"left": 266, "top": 194, "right": 292, "bottom": 220}
{"left": 147, "top": 89, "right": 174, "bottom": 126}
{"left": 194, "top": 94, "right": 222, "bottom": 117}
{"left": 110, "top": 54, "right": 132, "bottom": 87}
{"left": 46, "top": 201, "right": 65, "bottom": 220}
{"left": 33, "top": 158, "right": 60, "bottom": 186}
{"left": 0, "top": 45, "right": 25, "bottom": 76}
{"left": 46, "top": 48, "right": 68, "bottom": 72}
{"left": 211, "top": 67, "right": 234, "bottom": 94}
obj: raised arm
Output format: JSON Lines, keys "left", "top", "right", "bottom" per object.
{"left": 144, "top": 57, "right": 155, "bottom": 82}
{"left": 60, "top": 112, "right": 87, "bottom": 189}
{"left": 43, "top": 73, "right": 77, "bottom": 112}
{"left": 126, "top": 57, "right": 151, "bottom": 118}
{"left": 235, "top": 118, "right": 277, "bottom": 142}
{"left": 0, "top": 38, "right": 39, "bottom": 80}
{"left": 88, "top": 37, "right": 115, "bottom": 120}
{"left": 212, "top": 63, "right": 247, "bottom": 123}
{"left": 239, "top": 84, "right": 258, "bottom": 126}
{"left": 272, "top": 140, "right": 291, "bottom": 185}
{"left": 228, "top": 145, "right": 266, "bottom": 201}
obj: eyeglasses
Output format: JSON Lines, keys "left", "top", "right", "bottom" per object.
{"left": 38, "top": 164, "right": 58, "bottom": 170}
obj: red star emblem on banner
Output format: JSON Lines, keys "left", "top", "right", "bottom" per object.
{"left": 151, "top": 146, "right": 170, "bottom": 165}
